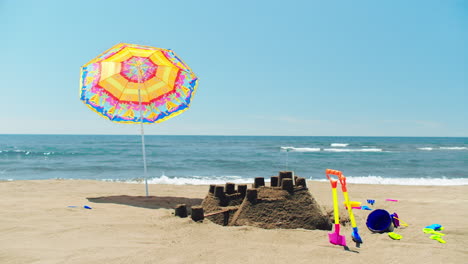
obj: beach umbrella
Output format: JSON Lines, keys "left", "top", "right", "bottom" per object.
{"left": 79, "top": 43, "right": 198, "bottom": 196}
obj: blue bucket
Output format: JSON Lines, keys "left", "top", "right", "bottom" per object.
{"left": 366, "top": 209, "right": 393, "bottom": 233}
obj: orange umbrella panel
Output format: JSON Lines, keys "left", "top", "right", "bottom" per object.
{"left": 80, "top": 43, "right": 198, "bottom": 124}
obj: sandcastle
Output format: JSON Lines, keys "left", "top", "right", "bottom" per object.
{"left": 184, "top": 171, "right": 332, "bottom": 230}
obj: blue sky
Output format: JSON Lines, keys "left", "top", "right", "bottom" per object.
{"left": 1, "top": 0, "right": 467, "bottom": 136}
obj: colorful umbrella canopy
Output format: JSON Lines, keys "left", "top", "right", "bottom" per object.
{"left": 79, "top": 43, "right": 198, "bottom": 195}
{"left": 80, "top": 43, "right": 198, "bottom": 123}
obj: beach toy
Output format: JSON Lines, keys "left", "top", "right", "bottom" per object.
{"left": 425, "top": 224, "right": 443, "bottom": 231}
{"left": 326, "top": 172, "right": 346, "bottom": 246}
{"left": 393, "top": 217, "right": 408, "bottom": 227}
{"left": 385, "top": 199, "right": 398, "bottom": 202}
{"left": 337, "top": 171, "right": 363, "bottom": 246}
{"left": 366, "top": 209, "right": 393, "bottom": 233}
{"left": 361, "top": 205, "right": 372, "bottom": 210}
{"left": 391, "top": 213, "right": 400, "bottom": 227}
{"left": 430, "top": 235, "right": 446, "bottom": 243}
{"left": 388, "top": 232, "right": 402, "bottom": 240}
{"left": 367, "top": 199, "right": 375, "bottom": 205}
{"left": 68, "top": 205, "right": 93, "bottom": 210}
{"left": 326, "top": 169, "right": 363, "bottom": 246}
{"left": 343, "top": 201, "right": 361, "bottom": 209}
{"left": 391, "top": 213, "right": 409, "bottom": 228}
{"left": 423, "top": 228, "right": 445, "bottom": 236}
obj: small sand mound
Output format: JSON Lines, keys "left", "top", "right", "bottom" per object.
{"left": 201, "top": 172, "right": 332, "bottom": 230}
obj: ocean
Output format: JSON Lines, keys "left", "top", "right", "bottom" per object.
{"left": 0, "top": 135, "right": 467, "bottom": 185}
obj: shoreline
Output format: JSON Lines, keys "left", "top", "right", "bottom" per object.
{"left": 2, "top": 177, "right": 468, "bottom": 186}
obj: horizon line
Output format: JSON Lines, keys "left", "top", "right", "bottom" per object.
{"left": 0, "top": 133, "right": 466, "bottom": 138}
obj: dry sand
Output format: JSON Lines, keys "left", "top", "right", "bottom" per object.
{"left": 1, "top": 180, "right": 467, "bottom": 264}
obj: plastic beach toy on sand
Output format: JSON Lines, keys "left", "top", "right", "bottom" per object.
{"left": 326, "top": 174, "right": 346, "bottom": 246}
{"left": 68, "top": 205, "right": 92, "bottom": 209}
{"left": 388, "top": 232, "right": 402, "bottom": 240}
{"left": 424, "top": 224, "right": 446, "bottom": 243}
{"left": 337, "top": 171, "right": 363, "bottom": 246}
{"left": 430, "top": 235, "right": 446, "bottom": 243}
{"left": 391, "top": 212, "right": 410, "bottom": 228}
{"left": 326, "top": 169, "right": 363, "bottom": 247}
{"left": 361, "top": 205, "right": 372, "bottom": 210}
{"left": 423, "top": 228, "right": 445, "bottom": 236}
{"left": 391, "top": 213, "right": 400, "bottom": 227}
{"left": 343, "top": 201, "right": 361, "bottom": 209}
{"left": 366, "top": 209, "right": 393, "bottom": 233}
{"left": 425, "top": 224, "right": 444, "bottom": 231}
{"left": 385, "top": 199, "right": 398, "bottom": 202}
{"left": 391, "top": 213, "right": 409, "bottom": 228}
{"left": 367, "top": 199, "right": 375, "bottom": 205}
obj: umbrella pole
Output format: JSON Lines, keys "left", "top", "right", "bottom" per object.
{"left": 140, "top": 119, "right": 149, "bottom": 197}
{"left": 137, "top": 68, "right": 149, "bottom": 197}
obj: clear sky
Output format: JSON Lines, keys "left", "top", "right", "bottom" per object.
{"left": 1, "top": 0, "right": 467, "bottom": 136}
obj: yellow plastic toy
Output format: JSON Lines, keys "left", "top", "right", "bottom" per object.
{"left": 343, "top": 201, "right": 361, "bottom": 209}
{"left": 388, "top": 232, "right": 402, "bottom": 240}
{"left": 326, "top": 169, "right": 363, "bottom": 247}
{"left": 430, "top": 235, "right": 446, "bottom": 243}
{"left": 423, "top": 228, "right": 445, "bottom": 236}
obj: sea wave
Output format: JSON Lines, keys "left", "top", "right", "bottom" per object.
{"left": 0, "top": 150, "right": 55, "bottom": 156}
{"left": 280, "top": 147, "right": 383, "bottom": 152}
{"left": 439, "top": 147, "right": 467, "bottom": 150}
{"left": 417, "top": 147, "right": 467, "bottom": 151}
{"left": 417, "top": 147, "right": 433, "bottom": 151}
{"left": 120, "top": 175, "right": 255, "bottom": 185}
{"left": 280, "top": 147, "right": 321, "bottom": 152}
{"left": 323, "top": 148, "right": 383, "bottom": 152}
{"left": 330, "top": 143, "right": 349, "bottom": 147}
{"left": 3, "top": 173, "right": 467, "bottom": 186}
{"left": 312, "top": 176, "right": 468, "bottom": 186}
{"left": 105, "top": 175, "right": 468, "bottom": 186}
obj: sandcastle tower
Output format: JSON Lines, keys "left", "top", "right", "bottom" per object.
{"left": 200, "top": 171, "right": 332, "bottom": 230}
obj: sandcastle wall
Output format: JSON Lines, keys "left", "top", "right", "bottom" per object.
{"left": 200, "top": 171, "right": 331, "bottom": 230}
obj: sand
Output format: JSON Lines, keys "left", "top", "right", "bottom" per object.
{"left": 1, "top": 180, "right": 467, "bottom": 264}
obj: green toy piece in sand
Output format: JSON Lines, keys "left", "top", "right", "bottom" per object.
{"left": 430, "top": 235, "right": 446, "bottom": 243}
{"left": 423, "top": 228, "right": 445, "bottom": 236}
{"left": 388, "top": 232, "right": 402, "bottom": 240}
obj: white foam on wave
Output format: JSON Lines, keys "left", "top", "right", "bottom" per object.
{"left": 323, "top": 148, "right": 383, "bottom": 152}
{"left": 281, "top": 147, "right": 384, "bottom": 152}
{"left": 280, "top": 146, "right": 321, "bottom": 152}
{"left": 418, "top": 147, "right": 433, "bottom": 151}
{"left": 312, "top": 176, "right": 468, "bottom": 186}
{"left": 439, "top": 147, "right": 467, "bottom": 150}
{"left": 330, "top": 143, "right": 349, "bottom": 147}
{"left": 418, "top": 147, "right": 467, "bottom": 151}
{"left": 120, "top": 175, "right": 255, "bottom": 185}
{"left": 118, "top": 175, "right": 468, "bottom": 186}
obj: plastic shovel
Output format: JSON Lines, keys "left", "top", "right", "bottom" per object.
{"left": 326, "top": 171, "right": 346, "bottom": 246}
{"left": 423, "top": 228, "right": 445, "bottom": 236}
{"left": 430, "top": 235, "right": 446, "bottom": 243}
{"left": 338, "top": 173, "right": 363, "bottom": 247}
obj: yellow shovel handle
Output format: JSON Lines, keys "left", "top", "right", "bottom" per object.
{"left": 343, "top": 191, "right": 358, "bottom": 228}
{"left": 332, "top": 187, "right": 340, "bottom": 224}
